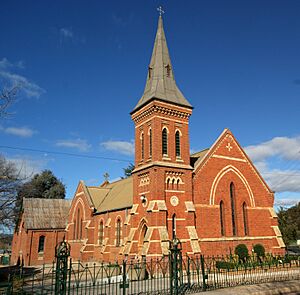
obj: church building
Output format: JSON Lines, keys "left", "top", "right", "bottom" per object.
{"left": 12, "top": 15, "right": 285, "bottom": 265}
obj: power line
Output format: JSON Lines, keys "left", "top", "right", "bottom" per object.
{"left": 0, "top": 145, "right": 133, "bottom": 163}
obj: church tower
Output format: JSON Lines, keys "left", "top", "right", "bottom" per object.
{"left": 124, "top": 15, "right": 201, "bottom": 258}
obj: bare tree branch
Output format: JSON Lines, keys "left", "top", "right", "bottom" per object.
{"left": 0, "top": 85, "right": 20, "bottom": 118}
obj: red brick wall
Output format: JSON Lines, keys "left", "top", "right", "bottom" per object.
{"left": 193, "top": 130, "right": 284, "bottom": 255}
{"left": 11, "top": 218, "right": 66, "bottom": 266}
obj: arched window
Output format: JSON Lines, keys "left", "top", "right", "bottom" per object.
{"left": 220, "top": 201, "right": 225, "bottom": 236}
{"left": 116, "top": 219, "right": 121, "bottom": 247}
{"left": 99, "top": 221, "right": 104, "bottom": 245}
{"left": 162, "top": 128, "right": 168, "bottom": 156}
{"left": 76, "top": 208, "right": 81, "bottom": 240}
{"left": 175, "top": 131, "right": 181, "bottom": 157}
{"left": 172, "top": 178, "right": 175, "bottom": 190}
{"left": 73, "top": 217, "right": 77, "bottom": 240}
{"left": 242, "top": 202, "right": 248, "bottom": 236}
{"left": 166, "top": 178, "right": 170, "bottom": 190}
{"left": 176, "top": 179, "right": 180, "bottom": 190}
{"left": 172, "top": 214, "right": 176, "bottom": 239}
{"left": 79, "top": 217, "right": 83, "bottom": 239}
{"left": 76, "top": 207, "right": 83, "bottom": 240}
{"left": 38, "top": 235, "right": 45, "bottom": 253}
{"left": 149, "top": 129, "right": 152, "bottom": 157}
{"left": 141, "top": 132, "right": 144, "bottom": 160}
{"left": 230, "top": 182, "right": 236, "bottom": 236}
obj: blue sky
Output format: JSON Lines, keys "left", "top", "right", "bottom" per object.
{"left": 0, "top": 0, "right": 299, "bottom": 207}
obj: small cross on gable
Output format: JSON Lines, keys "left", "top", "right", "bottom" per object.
{"left": 226, "top": 142, "right": 233, "bottom": 152}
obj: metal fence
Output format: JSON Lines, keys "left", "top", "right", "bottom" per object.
{"left": 1, "top": 240, "right": 300, "bottom": 295}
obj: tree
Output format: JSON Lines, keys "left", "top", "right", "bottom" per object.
{"left": 17, "top": 170, "right": 65, "bottom": 199}
{"left": 123, "top": 163, "right": 135, "bottom": 178}
{"left": 0, "top": 85, "right": 19, "bottom": 118}
{"left": 277, "top": 203, "right": 300, "bottom": 245}
{"left": 14, "top": 170, "right": 66, "bottom": 225}
{"left": 0, "top": 155, "right": 23, "bottom": 230}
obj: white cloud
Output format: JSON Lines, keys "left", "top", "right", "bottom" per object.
{"left": 56, "top": 138, "right": 91, "bottom": 152}
{"left": 0, "top": 57, "right": 44, "bottom": 98}
{"left": 7, "top": 156, "right": 48, "bottom": 179}
{"left": 245, "top": 136, "right": 300, "bottom": 162}
{"left": 274, "top": 197, "right": 299, "bottom": 207}
{"left": 0, "top": 58, "right": 24, "bottom": 70}
{"left": 101, "top": 140, "right": 134, "bottom": 156}
{"left": 60, "top": 27, "right": 73, "bottom": 39}
{"left": 245, "top": 135, "right": 300, "bottom": 193}
{"left": 1, "top": 126, "right": 36, "bottom": 138}
{"left": 262, "top": 169, "right": 300, "bottom": 192}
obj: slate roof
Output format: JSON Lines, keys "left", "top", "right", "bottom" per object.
{"left": 132, "top": 16, "right": 192, "bottom": 113}
{"left": 23, "top": 198, "right": 71, "bottom": 230}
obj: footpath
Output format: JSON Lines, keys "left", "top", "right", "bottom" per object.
{"left": 198, "top": 280, "right": 300, "bottom": 294}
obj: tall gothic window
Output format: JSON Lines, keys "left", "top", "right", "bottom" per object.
{"left": 149, "top": 129, "right": 152, "bottom": 157}
{"left": 141, "top": 133, "right": 144, "bottom": 160}
{"left": 162, "top": 128, "right": 168, "bottom": 156}
{"left": 99, "top": 221, "right": 104, "bottom": 245}
{"left": 172, "top": 214, "right": 176, "bottom": 239}
{"left": 175, "top": 131, "right": 181, "bottom": 157}
{"left": 73, "top": 217, "right": 77, "bottom": 240}
{"left": 230, "top": 182, "right": 237, "bottom": 236}
{"left": 38, "top": 235, "right": 45, "bottom": 253}
{"left": 243, "top": 202, "right": 248, "bottom": 236}
{"left": 116, "top": 219, "right": 121, "bottom": 247}
{"left": 220, "top": 201, "right": 225, "bottom": 236}
{"left": 76, "top": 208, "right": 82, "bottom": 240}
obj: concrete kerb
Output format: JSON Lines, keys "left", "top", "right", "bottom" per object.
{"left": 197, "top": 280, "right": 300, "bottom": 295}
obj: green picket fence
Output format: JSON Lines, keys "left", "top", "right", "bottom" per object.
{"left": 2, "top": 254, "right": 300, "bottom": 295}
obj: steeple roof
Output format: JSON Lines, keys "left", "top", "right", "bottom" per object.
{"left": 132, "top": 16, "right": 192, "bottom": 113}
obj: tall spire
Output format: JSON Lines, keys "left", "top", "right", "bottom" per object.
{"left": 132, "top": 15, "right": 192, "bottom": 112}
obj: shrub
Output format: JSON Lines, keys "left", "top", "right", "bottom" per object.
{"left": 253, "top": 244, "right": 265, "bottom": 259}
{"left": 216, "top": 260, "right": 236, "bottom": 270}
{"left": 234, "top": 244, "right": 249, "bottom": 263}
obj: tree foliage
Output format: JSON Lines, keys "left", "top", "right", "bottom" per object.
{"left": 277, "top": 203, "right": 300, "bottom": 245}
{"left": 17, "top": 170, "right": 66, "bottom": 200}
{"left": 123, "top": 163, "right": 135, "bottom": 178}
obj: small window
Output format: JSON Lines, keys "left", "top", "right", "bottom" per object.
{"left": 162, "top": 128, "right": 168, "bottom": 156}
{"left": 220, "top": 201, "right": 225, "bottom": 236}
{"left": 149, "top": 129, "right": 152, "bottom": 157}
{"left": 230, "top": 183, "right": 236, "bottom": 236}
{"left": 99, "top": 221, "right": 104, "bottom": 245}
{"left": 141, "top": 133, "right": 144, "bottom": 160}
{"left": 116, "top": 219, "right": 121, "bottom": 247}
{"left": 243, "top": 202, "right": 248, "bottom": 236}
{"left": 38, "top": 235, "right": 45, "bottom": 253}
{"left": 175, "top": 131, "right": 181, "bottom": 157}
{"left": 176, "top": 179, "right": 180, "bottom": 190}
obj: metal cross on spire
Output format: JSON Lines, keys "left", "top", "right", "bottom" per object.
{"left": 157, "top": 6, "right": 165, "bottom": 16}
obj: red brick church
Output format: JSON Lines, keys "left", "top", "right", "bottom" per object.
{"left": 12, "top": 15, "right": 285, "bottom": 265}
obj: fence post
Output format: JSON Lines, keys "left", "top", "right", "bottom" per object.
{"left": 54, "top": 239, "right": 71, "bottom": 295}
{"left": 200, "top": 255, "right": 207, "bottom": 291}
{"left": 187, "top": 256, "right": 191, "bottom": 288}
{"left": 169, "top": 238, "right": 183, "bottom": 295}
